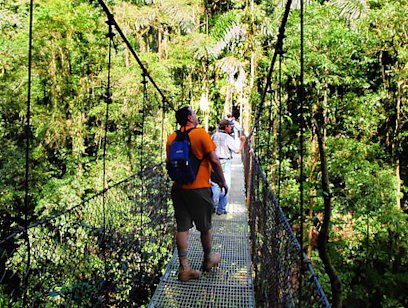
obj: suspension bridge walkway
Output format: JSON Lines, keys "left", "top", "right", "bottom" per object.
{"left": 149, "top": 154, "right": 255, "bottom": 307}
{"left": 0, "top": 0, "right": 331, "bottom": 306}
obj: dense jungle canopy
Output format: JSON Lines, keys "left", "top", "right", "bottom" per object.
{"left": 0, "top": 0, "right": 407, "bottom": 306}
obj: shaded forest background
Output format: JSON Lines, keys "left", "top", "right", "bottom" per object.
{"left": 0, "top": 0, "right": 407, "bottom": 306}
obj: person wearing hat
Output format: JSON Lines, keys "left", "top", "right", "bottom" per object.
{"left": 211, "top": 118, "right": 246, "bottom": 215}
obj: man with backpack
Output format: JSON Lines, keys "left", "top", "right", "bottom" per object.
{"left": 166, "top": 106, "right": 228, "bottom": 282}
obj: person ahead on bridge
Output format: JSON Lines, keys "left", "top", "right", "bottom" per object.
{"left": 166, "top": 106, "right": 228, "bottom": 282}
{"left": 226, "top": 113, "right": 242, "bottom": 139}
{"left": 211, "top": 119, "right": 246, "bottom": 215}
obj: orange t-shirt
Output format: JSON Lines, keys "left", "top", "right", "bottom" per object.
{"left": 166, "top": 125, "right": 216, "bottom": 189}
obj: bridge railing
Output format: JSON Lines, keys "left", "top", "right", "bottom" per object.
{"left": 243, "top": 140, "right": 330, "bottom": 307}
{"left": 0, "top": 164, "right": 173, "bottom": 307}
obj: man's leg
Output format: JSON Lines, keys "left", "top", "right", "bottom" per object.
{"left": 186, "top": 188, "right": 221, "bottom": 272}
{"left": 172, "top": 187, "right": 200, "bottom": 281}
{"left": 176, "top": 230, "right": 188, "bottom": 254}
{"left": 200, "top": 228, "right": 221, "bottom": 271}
{"left": 200, "top": 228, "right": 212, "bottom": 255}
{"left": 218, "top": 160, "right": 231, "bottom": 214}
{"left": 176, "top": 230, "right": 201, "bottom": 281}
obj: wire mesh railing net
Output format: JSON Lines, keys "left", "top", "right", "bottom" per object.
{"left": 242, "top": 141, "right": 329, "bottom": 307}
{"left": 0, "top": 164, "right": 173, "bottom": 306}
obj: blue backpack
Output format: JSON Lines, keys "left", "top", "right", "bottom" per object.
{"left": 166, "top": 128, "right": 202, "bottom": 183}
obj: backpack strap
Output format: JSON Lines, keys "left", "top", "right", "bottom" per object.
{"left": 175, "top": 129, "right": 184, "bottom": 141}
{"left": 175, "top": 127, "right": 195, "bottom": 141}
{"left": 184, "top": 127, "right": 203, "bottom": 171}
{"left": 185, "top": 127, "right": 196, "bottom": 134}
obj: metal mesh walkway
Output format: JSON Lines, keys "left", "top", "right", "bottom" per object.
{"left": 148, "top": 154, "right": 255, "bottom": 307}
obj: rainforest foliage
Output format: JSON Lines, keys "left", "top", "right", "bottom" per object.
{"left": 0, "top": 0, "right": 407, "bottom": 306}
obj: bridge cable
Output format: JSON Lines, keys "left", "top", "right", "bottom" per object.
{"left": 138, "top": 71, "right": 148, "bottom": 284}
{"left": 22, "top": 0, "right": 35, "bottom": 304}
{"left": 265, "top": 87, "right": 274, "bottom": 180}
{"left": 248, "top": 0, "right": 292, "bottom": 139}
{"left": 96, "top": 0, "right": 175, "bottom": 112}
{"left": 160, "top": 95, "right": 167, "bottom": 228}
{"left": 277, "top": 53, "right": 283, "bottom": 201}
{"left": 102, "top": 16, "right": 115, "bottom": 298}
{"left": 299, "top": 0, "right": 305, "bottom": 301}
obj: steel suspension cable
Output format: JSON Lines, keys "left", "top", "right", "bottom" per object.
{"left": 102, "top": 17, "right": 115, "bottom": 298}
{"left": 25, "top": 0, "right": 34, "bottom": 224}
{"left": 138, "top": 71, "right": 148, "bottom": 283}
{"left": 102, "top": 18, "right": 113, "bottom": 243}
{"left": 265, "top": 88, "right": 274, "bottom": 180}
{"left": 96, "top": 0, "right": 175, "bottom": 113}
{"left": 23, "top": 0, "right": 35, "bottom": 304}
{"left": 160, "top": 101, "right": 165, "bottom": 162}
{"left": 278, "top": 53, "right": 283, "bottom": 201}
{"left": 299, "top": 0, "right": 305, "bottom": 301}
{"left": 160, "top": 99, "right": 166, "bottom": 232}
{"left": 140, "top": 71, "right": 147, "bottom": 205}
{"left": 277, "top": 53, "right": 283, "bottom": 200}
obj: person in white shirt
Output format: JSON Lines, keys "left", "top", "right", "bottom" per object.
{"left": 226, "top": 113, "right": 243, "bottom": 140}
{"left": 211, "top": 119, "right": 246, "bottom": 214}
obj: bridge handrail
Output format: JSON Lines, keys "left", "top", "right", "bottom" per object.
{"left": 1, "top": 162, "right": 173, "bottom": 306}
{"left": 0, "top": 163, "right": 164, "bottom": 245}
{"left": 243, "top": 140, "right": 330, "bottom": 307}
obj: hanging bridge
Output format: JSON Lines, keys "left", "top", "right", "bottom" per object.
{"left": 0, "top": 0, "right": 331, "bottom": 306}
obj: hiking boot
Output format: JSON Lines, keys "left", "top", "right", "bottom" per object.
{"left": 202, "top": 252, "right": 221, "bottom": 272}
{"left": 178, "top": 258, "right": 201, "bottom": 282}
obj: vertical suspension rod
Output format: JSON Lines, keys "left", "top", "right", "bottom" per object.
{"left": 102, "top": 17, "right": 114, "bottom": 300}
{"left": 277, "top": 53, "right": 283, "bottom": 201}
{"left": 265, "top": 88, "right": 274, "bottom": 180}
{"left": 140, "top": 72, "right": 147, "bottom": 204}
{"left": 138, "top": 71, "right": 148, "bottom": 283}
{"left": 23, "top": 0, "right": 35, "bottom": 304}
{"left": 102, "top": 17, "right": 114, "bottom": 238}
{"left": 299, "top": 0, "right": 305, "bottom": 301}
{"left": 24, "top": 0, "right": 34, "bottom": 222}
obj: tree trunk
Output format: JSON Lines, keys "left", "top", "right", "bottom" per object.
{"left": 315, "top": 121, "right": 342, "bottom": 308}
{"left": 124, "top": 49, "right": 129, "bottom": 68}
{"left": 392, "top": 68, "right": 403, "bottom": 273}
{"left": 395, "top": 77, "right": 401, "bottom": 209}
{"left": 307, "top": 133, "right": 319, "bottom": 258}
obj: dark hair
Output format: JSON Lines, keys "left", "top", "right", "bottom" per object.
{"left": 175, "top": 106, "right": 191, "bottom": 126}
{"left": 219, "top": 119, "right": 232, "bottom": 129}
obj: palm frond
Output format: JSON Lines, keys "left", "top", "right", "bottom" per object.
{"left": 215, "top": 56, "right": 247, "bottom": 91}
{"left": 333, "top": 0, "right": 370, "bottom": 20}
{"left": 209, "top": 24, "right": 246, "bottom": 57}
{"left": 160, "top": 0, "right": 204, "bottom": 33}
{"left": 210, "top": 10, "right": 241, "bottom": 42}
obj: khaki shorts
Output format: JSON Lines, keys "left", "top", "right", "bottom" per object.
{"left": 171, "top": 186, "right": 214, "bottom": 232}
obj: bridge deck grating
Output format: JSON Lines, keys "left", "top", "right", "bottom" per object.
{"left": 148, "top": 155, "right": 255, "bottom": 307}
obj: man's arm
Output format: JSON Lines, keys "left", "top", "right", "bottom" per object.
{"left": 238, "top": 135, "right": 246, "bottom": 152}
{"left": 206, "top": 151, "right": 228, "bottom": 195}
{"left": 227, "top": 135, "right": 246, "bottom": 154}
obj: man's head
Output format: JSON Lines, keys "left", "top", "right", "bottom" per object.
{"left": 219, "top": 119, "right": 233, "bottom": 134}
{"left": 175, "top": 106, "right": 198, "bottom": 127}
